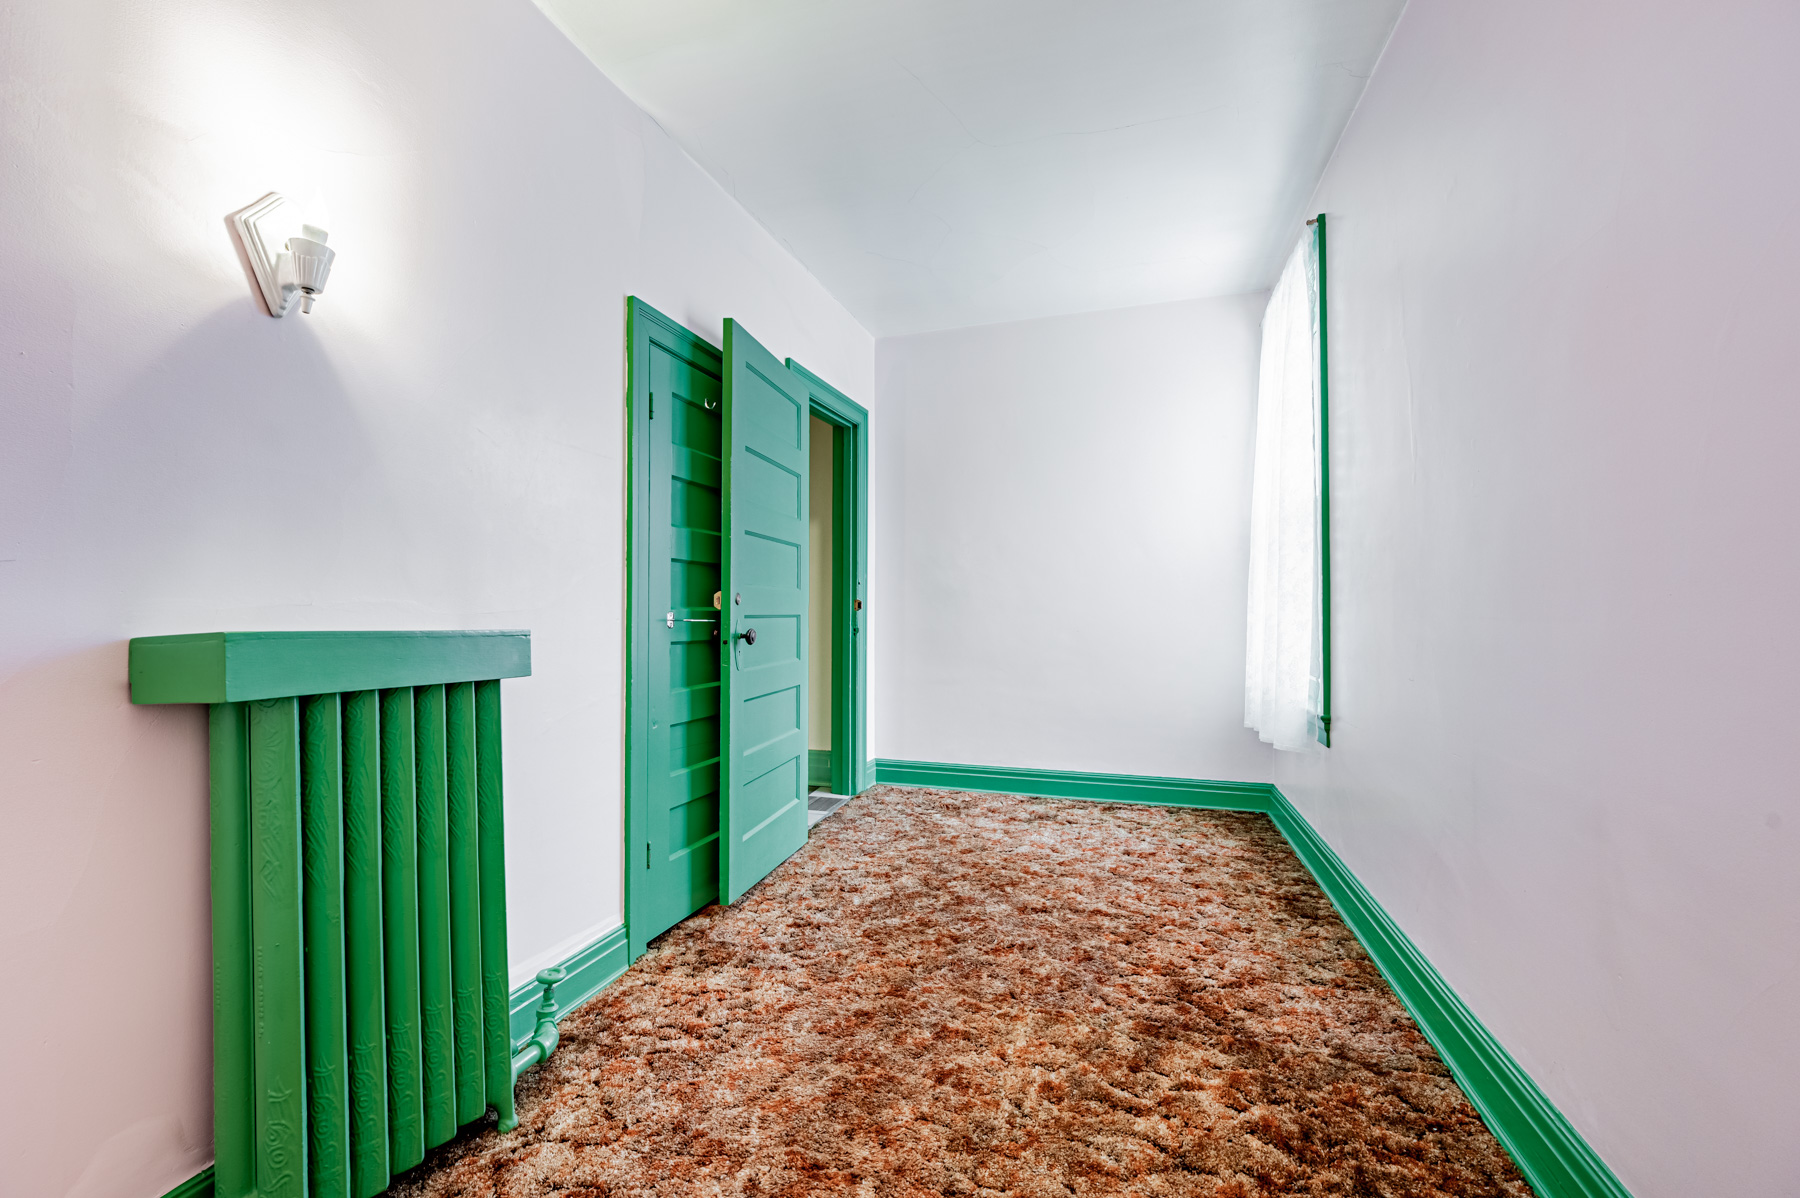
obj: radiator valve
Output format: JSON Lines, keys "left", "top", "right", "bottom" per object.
{"left": 499, "top": 966, "right": 568, "bottom": 1132}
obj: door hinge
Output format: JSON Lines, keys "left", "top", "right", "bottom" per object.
{"left": 648, "top": 391, "right": 654, "bottom": 419}
{"left": 646, "top": 841, "right": 651, "bottom": 869}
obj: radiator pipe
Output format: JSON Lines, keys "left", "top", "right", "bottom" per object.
{"left": 498, "top": 966, "right": 567, "bottom": 1132}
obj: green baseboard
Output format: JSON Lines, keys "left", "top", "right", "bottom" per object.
{"left": 873, "top": 758, "right": 1274, "bottom": 811}
{"left": 508, "top": 923, "right": 630, "bottom": 1049}
{"left": 1263, "top": 789, "right": 1631, "bottom": 1198}
{"left": 873, "top": 759, "right": 1632, "bottom": 1198}
{"left": 808, "top": 748, "right": 833, "bottom": 789}
{"left": 159, "top": 1166, "right": 213, "bottom": 1198}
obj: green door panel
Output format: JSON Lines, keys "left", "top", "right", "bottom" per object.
{"left": 721, "top": 319, "right": 811, "bottom": 904}
{"left": 628, "top": 301, "right": 726, "bottom": 955}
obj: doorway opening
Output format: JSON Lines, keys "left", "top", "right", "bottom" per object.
{"left": 806, "top": 413, "right": 845, "bottom": 825}
{"left": 789, "top": 357, "right": 869, "bottom": 806}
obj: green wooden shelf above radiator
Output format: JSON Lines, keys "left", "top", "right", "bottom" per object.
{"left": 129, "top": 630, "right": 532, "bottom": 704}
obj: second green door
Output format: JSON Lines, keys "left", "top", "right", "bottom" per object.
{"left": 720, "top": 319, "right": 812, "bottom": 904}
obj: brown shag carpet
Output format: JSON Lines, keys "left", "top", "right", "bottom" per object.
{"left": 393, "top": 786, "right": 1533, "bottom": 1197}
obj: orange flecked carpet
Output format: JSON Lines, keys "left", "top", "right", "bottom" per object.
{"left": 391, "top": 785, "right": 1533, "bottom": 1198}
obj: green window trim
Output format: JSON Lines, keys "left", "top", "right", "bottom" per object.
{"left": 1311, "top": 213, "right": 1333, "bottom": 747}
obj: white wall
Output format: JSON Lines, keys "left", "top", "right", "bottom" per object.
{"left": 874, "top": 295, "right": 1275, "bottom": 783}
{"left": 1274, "top": 0, "right": 1800, "bottom": 1193}
{"left": 0, "top": 2, "right": 872, "bottom": 1195}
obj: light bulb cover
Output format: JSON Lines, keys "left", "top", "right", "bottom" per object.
{"left": 231, "top": 193, "right": 336, "bottom": 317}
{"left": 287, "top": 236, "right": 335, "bottom": 295}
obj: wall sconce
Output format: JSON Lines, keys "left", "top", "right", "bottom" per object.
{"left": 232, "top": 192, "right": 336, "bottom": 316}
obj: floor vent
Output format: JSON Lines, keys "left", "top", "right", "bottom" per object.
{"left": 807, "top": 790, "right": 850, "bottom": 825}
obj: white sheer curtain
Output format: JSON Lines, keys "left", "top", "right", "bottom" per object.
{"left": 1245, "top": 230, "right": 1324, "bottom": 751}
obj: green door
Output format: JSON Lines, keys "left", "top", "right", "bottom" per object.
{"left": 720, "top": 319, "right": 810, "bottom": 903}
{"left": 630, "top": 302, "right": 725, "bottom": 952}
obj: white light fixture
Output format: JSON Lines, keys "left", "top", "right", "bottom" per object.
{"left": 232, "top": 192, "right": 336, "bottom": 316}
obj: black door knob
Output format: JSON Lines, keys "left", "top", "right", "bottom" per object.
{"left": 740, "top": 627, "right": 757, "bottom": 645}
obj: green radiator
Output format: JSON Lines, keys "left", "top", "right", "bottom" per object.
{"left": 131, "top": 631, "right": 533, "bottom": 1198}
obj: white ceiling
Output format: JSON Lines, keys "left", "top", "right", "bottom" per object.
{"left": 535, "top": 0, "right": 1406, "bottom": 336}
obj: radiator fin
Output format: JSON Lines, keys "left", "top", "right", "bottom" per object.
{"left": 208, "top": 680, "right": 516, "bottom": 1198}
{"left": 379, "top": 687, "right": 424, "bottom": 1173}
{"left": 341, "top": 690, "right": 389, "bottom": 1197}
{"left": 446, "top": 682, "right": 487, "bottom": 1124}
{"left": 301, "top": 693, "right": 351, "bottom": 1198}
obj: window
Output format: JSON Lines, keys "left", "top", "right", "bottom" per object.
{"left": 1245, "top": 215, "right": 1331, "bottom": 750}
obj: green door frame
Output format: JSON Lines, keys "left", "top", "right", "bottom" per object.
{"left": 787, "top": 359, "right": 870, "bottom": 799}
{"left": 624, "top": 300, "right": 873, "bottom": 961}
